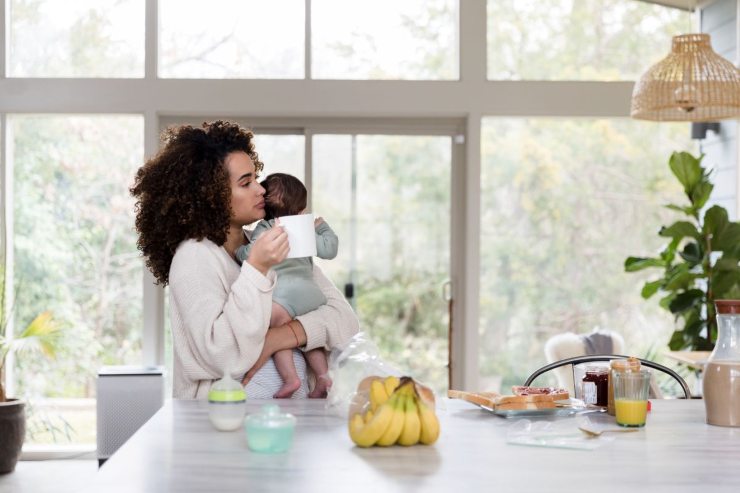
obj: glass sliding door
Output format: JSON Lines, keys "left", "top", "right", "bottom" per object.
{"left": 156, "top": 120, "right": 454, "bottom": 395}
{"left": 313, "top": 134, "right": 452, "bottom": 394}
{"left": 9, "top": 114, "right": 144, "bottom": 446}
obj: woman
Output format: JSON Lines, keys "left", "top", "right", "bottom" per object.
{"left": 130, "top": 121, "right": 359, "bottom": 399}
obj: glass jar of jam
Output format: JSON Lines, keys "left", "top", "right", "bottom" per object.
{"left": 581, "top": 366, "right": 609, "bottom": 407}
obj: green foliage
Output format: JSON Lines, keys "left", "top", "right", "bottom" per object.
{"left": 313, "top": 135, "right": 450, "bottom": 394}
{"left": 479, "top": 118, "right": 691, "bottom": 388}
{"left": 625, "top": 152, "right": 740, "bottom": 351}
{"left": 0, "top": 265, "right": 63, "bottom": 402}
{"left": 487, "top": 0, "right": 689, "bottom": 81}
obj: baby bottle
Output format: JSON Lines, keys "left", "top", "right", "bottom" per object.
{"left": 207, "top": 370, "right": 247, "bottom": 431}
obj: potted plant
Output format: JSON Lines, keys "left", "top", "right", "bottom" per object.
{"left": 1, "top": 265, "right": 61, "bottom": 474}
{"left": 625, "top": 151, "right": 740, "bottom": 351}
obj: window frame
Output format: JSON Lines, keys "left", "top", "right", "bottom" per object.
{"left": 1, "top": 3, "right": 732, "bottom": 458}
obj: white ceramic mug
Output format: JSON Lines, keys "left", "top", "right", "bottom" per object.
{"left": 279, "top": 214, "right": 317, "bottom": 258}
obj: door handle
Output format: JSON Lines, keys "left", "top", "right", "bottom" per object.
{"left": 442, "top": 280, "right": 452, "bottom": 302}
{"left": 344, "top": 282, "right": 354, "bottom": 299}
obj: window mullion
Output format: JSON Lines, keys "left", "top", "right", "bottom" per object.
{"left": 145, "top": 0, "right": 158, "bottom": 79}
{"left": 305, "top": 0, "right": 311, "bottom": 79}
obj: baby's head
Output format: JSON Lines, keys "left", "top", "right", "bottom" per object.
{"left": 262, "top": 173, "right": 307, "bottom": 220}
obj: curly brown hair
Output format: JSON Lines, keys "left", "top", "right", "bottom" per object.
{"left": 130, "top": 121, "right": 263, "bottom": 285}
{"left": 262, "top": 173, "right": 308, "bottom": 220}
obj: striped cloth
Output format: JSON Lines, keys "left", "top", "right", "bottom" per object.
{"left": 244, "top": 350, "right": 309, "bottom": 399}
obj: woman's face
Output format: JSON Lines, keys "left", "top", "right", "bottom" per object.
{"left": 225, "top": 151, "right": 266, "bottom": 226}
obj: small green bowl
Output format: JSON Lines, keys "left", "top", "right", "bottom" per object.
{"left": 244, "top": 404, "right": 296, "bottom": 453}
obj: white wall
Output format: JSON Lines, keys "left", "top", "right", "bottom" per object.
{"left": 701, "top": 0, "right": 739, "bottom": 220}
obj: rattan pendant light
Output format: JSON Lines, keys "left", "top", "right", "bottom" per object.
{"left": 631, "top": 33, "right": 740, "bottom": 122}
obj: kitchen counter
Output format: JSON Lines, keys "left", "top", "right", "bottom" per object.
{"left": 81, "top": 398, "right": 740, "bottom": 492}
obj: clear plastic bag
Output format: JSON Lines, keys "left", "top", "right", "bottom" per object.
{"left": 325, "top": 332, "right": 402, "bottom": 417}
{"left": 325, "top": 332, "right": 416, "bottom": 418}
{"left": 506, "top": 417, "right": 616, "bottom": 450}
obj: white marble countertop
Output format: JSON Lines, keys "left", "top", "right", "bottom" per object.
{"left": 81, "top": 398, "right": 740, "bottom": 493}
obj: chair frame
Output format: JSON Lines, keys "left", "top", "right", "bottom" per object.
{"left": 523, "top": 354, "right": 691, "bottom": 399}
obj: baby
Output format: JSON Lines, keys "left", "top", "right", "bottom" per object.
{"left": 236, "top": 173, "right": 338, "bottom": 398}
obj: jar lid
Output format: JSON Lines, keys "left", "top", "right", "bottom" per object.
{"left": 208, "top": 371, "right": 246, "bottom": 403}
{"left": 245, "top": 404, "right": 296, "bottom": 429}
{"left": 715, "top": 300, "right": 740, "bottom": 314}
{"left": 610, "top": 357, "right": 641, "bottom": 371}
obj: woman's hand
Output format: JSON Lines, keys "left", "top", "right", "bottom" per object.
{"left": 247, "top": 223, "right": 289, "bottom": 275}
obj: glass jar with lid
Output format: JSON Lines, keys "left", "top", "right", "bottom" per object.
{"left": 581, "top": 366, "right": 609, "bottom": 407}
{"left": 703, "top": 300, "right": 740, "bottom": 427}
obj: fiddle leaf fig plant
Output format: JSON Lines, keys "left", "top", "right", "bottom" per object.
{"left": 625, "top": 151, "right": 740, "bottom": 351}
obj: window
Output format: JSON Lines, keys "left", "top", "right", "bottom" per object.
{"left": 159, "top": 0, "right": 304, "bottom": 79}
{"left": 478, "top": 117, "right": 695, "bottom": 390}
{"left": 8, "top": 0, "right": 144, "bottom": 78}
{"left": 312, "top": 0, "right": 458, "bottom": 80}
{"left": 313, "top": 134, "right": 452, "bottom": 393}
{"left": 487, "top": 0, "right": 691, "bottom": 80}
{"left": 2, "top": 1, "right": 731, "bottom": 436}
{"left": 10, "top": 115, "right": 144, "bottom": 445}
{"left": 254, "top": 134, "right": 305, "bottom": 181}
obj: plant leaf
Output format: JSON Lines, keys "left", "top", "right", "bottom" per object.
{"left": 704, "top": 206, "right": 740, "bottom": 252}
{"left": 712, "top": 269, "right": 740, "bottom": 299}
{"left": 641, "top": 280, "right": 662, "bottom": 299}
{"left": 659, "top": 293, "right": 676, "bottom": 311}
{"left": 659, "top": 221, "right": 700, "bottom": 240}
{"left": 668, "top": 152, "right": 703, "bottom": 197}
{"left": 669, "top": 151, "right": 703, "bottom": 197}
{"left": 668, "top": 329, "right": 687, "bottom": 350}
{"left": 714, "top": 255, "right": 740, "bottom": 272}
{"left": 664, "top": 270, "right": 699, "bottom": 292}
{"left": 665, "top": 204, "right": 695, "bottom": 216}
{"left": 15, "top": 311, "right": 62, "bottom": 359}
{"left": 659, "top": 237, "right": 680, "bottom": 263}
{"left": 678, "top": 241, "right": 702, "bottom": 265}
{"left": 683, "top": 317, "right": 706, "bottom": 337}
{"left": 668, "top": 289, "right": 704, "bottom": 314}
{"left": 625, "top": 257, "right": 665, "bottom": 272}
{"left": 689, "top": 181, "right": 713, "bottom": 211}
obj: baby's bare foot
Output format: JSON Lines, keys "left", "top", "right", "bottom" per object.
{"left": 309, "top": 374, "right": 332, "bottom": 399}
{"left": 273, "top": 378, "right": 301, "bottom": 399}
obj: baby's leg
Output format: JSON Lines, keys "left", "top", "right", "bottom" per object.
{"left": 272, "top": 349, "right": 302, "bottom": 398}
{"left": 270, "top": 302, "right": 292, "bottom": 328}
{"left": 270, "top": 302, "right": 301, "bottom": 398}
{"left": 306, "top": 349, "right": 332, "bottom": 399}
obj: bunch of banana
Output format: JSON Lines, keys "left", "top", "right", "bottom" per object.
{"left": 349, "top": 376, "right": 440, "bottom": 448}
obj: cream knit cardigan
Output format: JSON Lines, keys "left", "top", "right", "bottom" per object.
{"left": 169, "top": 238, "right": 360, "bottom": 399}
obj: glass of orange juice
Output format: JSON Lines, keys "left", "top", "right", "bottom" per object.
{"left": 613, "top": 370, "right": 651, "bottom": 427}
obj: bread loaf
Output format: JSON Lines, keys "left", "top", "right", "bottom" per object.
{"left": 448, "top": 386, "right": 569, "bottom": 412}
{"left": 447, "top": 389, "right": 498, "bottom": 409}
{"left": 495, "top": 401, "right": 557, "bottom": 411}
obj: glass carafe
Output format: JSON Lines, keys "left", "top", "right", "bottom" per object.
{"left": 703, "top": 300, "right": 740, "bottom": 427}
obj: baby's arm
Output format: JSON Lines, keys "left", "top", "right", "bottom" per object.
{"left": 314, "top": 219, "right": 338, "bottom": 260}
{"left": 235, "top": 220, "right": 271, "bottom": 263}
{"left": 235, "top": 243, "right": 253, "bottom": 264}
